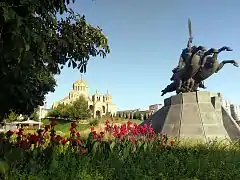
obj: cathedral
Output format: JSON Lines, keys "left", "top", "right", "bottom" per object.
{"left": 52, "top": 76, "right": 117, "bottom": 118}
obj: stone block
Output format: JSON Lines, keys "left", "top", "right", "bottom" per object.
{"left": 162, "top": 104, "right": 182, "bottom": 136}
{"left": 203, "top": 125, "right": 229, "bottom": 139}
{"left": 197, "top": 91, "right": 211, "bottom": 103}
{"left": 180, "top": 125, "right": 205, "bottom": 138}
{"left": 149, "top": 106, "right": 170, "bottom": 133}
{"left": 182, "top": 92, "right": 197, "bottom": 103}
{"left": 171, "top": 94, "right": 182, "bottom": 105}
{"left": 181, "top": 103, "right": 202, "bottom": 125}
{"left": 164, "top": 97, "right": 171, "bottom": 106}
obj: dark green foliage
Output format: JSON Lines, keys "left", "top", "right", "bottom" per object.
{"left": 133, "top": 113, "right": 137, "bottom": 119}
{"left": 68, "top": 96, "right": 91, "bottom": 120}
{"left": 89, "top": 119, "right": 99, "bottom": 126}
{"left": 47, "top": 103, "right": 70, "bottom": 118}
{"left": 143, "top": 113, "right": 147, "bottom": 120}
{"left": 48, "top": 96, "right": 91, "bottom": 120}
{"left": 29, "top": 108, "right": 40, "bottom": 121}
{"left": 0, "top": 0, "right": 110, "bottom": 120}
{"left": 5, "top": 111, "right": 19, "bottom": 123}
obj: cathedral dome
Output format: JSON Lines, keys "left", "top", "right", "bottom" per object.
{"left": 73, "top": 75, "right": 88, "bottom": 86}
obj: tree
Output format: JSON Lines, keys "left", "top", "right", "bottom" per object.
{"left": 30, "top": 107, "right": 40, "bottom": 121}
{"left": 68, "top": 96, "right": 91, "bottom": 120}
{"left": 133, "top": 113, "right": 137, "bottom": 119}
{"left": 0, "top": 66, "right": 56, "bottom": 119}
{"left": 0, "top": 0, "right": 110, "bottom": 119}
{"left": 47, "top": 103, "right": 70, "bottom": 118}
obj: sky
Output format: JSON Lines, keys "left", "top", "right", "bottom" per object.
{"left": 46, "top": 0, "right": 240, "bottom": 110}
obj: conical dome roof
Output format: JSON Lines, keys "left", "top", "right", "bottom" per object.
{"left": 73, "top": 75, "right": 88, "bottom": 86}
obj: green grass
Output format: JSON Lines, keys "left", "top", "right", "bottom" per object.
{"left": 3, "top": 141, "right": 240, "bottom": 180}
{"left": 42, "top": 119, "right": 90, "bottom": 133}
{"left": 41, "top": 118, "right": 142, "bottom": 134}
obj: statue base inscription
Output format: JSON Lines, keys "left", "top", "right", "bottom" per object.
{"left": 141, "top": 91, "right": 240, "bottom": 142}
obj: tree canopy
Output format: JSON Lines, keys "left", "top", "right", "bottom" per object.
{"left": 0, "top": 0, "right": 110, "bottom": 119}
{"left": 48, "top": 96, "right": 91, "bottom": 120}
{"left": 68, "top": 96, "right": 91, "bottom": 120}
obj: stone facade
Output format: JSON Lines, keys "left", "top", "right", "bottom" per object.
{"left": 149, "top": 104, "right": 163, "bottom": 114}
{"left": 230, "top": 104, "right": 240, "bottom": 121}
{"left": 52, "top": 76, "right": 116, "bottom": 118}
{"left": 218, "top": 93, "right": 240, "bottom": 121}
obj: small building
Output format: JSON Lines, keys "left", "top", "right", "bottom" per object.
{"left": 149, "top": 104, "right": 163, "bottom": 114}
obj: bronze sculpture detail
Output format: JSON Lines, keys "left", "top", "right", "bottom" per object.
{"left": 161, "top": 19, "right": 239, "bottom": 96}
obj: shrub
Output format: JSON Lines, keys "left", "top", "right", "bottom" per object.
{"left": 5, "top": 111, "right": 19, "bottom": 123}
{"left": 89, "top": 119, "right": 99, "bottom": 126}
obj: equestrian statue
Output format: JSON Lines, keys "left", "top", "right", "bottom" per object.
{"left": 161, "top": 19, "right": 239, "bottom": 96}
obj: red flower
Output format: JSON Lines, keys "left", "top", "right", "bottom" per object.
{"left": 127, "top": 120, "right": 132, "bottom": 129}
{"left": 16, "top": 128, "right": 24, "bottom": 136}
{"left": 76, "top": 132, "right": 81, "bottom": 137}
{"left": 81, "top": 148, "right": 87, "bottom": 155}
{"left": 70, "top": 127, "right": 76, "bottom": 134}
{"left": 69, "top": 137, "right": 74, "bottom": 142}
{"left": 50, "top": 120, "right": 57, "bottom": 127}
{"left": 55, "top": 135, "right": 62, "bottom": 142}
{"left": 61, "top": 138, "right": 67, "bottom": 145}
{"left": 76, "top": 139, "right": 81, "bottom": 145}
{"left": 45, "top": 125, "right": 50, "bottom": 131}
{"left": 71, "top": 122, "right": 77, "bottom": 128}
{"left": 29, "top": 134, "right": 38, "bottom": 144}
{"left": 133, "top": 123, "right": 138, "bottom": 129}
{"left": 91, "top": 127, "right": 95, "bottom": 132}
{"left": 170, "top": 140, "right": 175, "bottom": 146}
{"left": 105, "top": 119, "right": 110, "bottom": 125}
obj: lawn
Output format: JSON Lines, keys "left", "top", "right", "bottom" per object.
{"left": 41, "top": 119, "right": 90, "bottom": 134}
{"left": 41, "top": 118, "right": 142, "bottom": 136}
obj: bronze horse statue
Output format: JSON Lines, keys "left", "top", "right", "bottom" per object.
{"left": 161, "top": 46, "right": 239, "bottom": 96}
{"left": 191, "top": 47, "right": 239, "bottom": 91}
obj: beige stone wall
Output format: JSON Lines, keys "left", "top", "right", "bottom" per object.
{"left": 52, "top": 77, "right": 116, "bottom": 118}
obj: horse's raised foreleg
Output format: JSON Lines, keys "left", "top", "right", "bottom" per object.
{"left": 161, "top": 82, "right": 177, "bottom": 96}
{"left": 215, "top": 60, "right": 239, "bottom": 73}
{"left": 218, "top": 46, "right": 233, "bottom": 53}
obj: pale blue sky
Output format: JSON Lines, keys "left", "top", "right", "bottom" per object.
{"left": 46, "top": 0, "right": 240, "bottom": 110}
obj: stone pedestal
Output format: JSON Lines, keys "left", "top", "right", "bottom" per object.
{"left": 142, "top": 91, "right": 240, "bottom": 142}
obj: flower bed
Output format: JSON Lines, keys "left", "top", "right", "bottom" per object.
{"left": 0, "top": 120, "right": 240, "bottom": 179}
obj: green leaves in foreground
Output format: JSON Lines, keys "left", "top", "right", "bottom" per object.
{"left": 0, "top": 0, "right": 110, "bottom": 118}
{"left": 2, "top": 141, "right": 240, "bottom": 179}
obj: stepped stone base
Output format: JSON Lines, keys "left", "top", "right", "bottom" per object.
{"left": 141, "top": 91, "right": 240, "bottom": 142}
